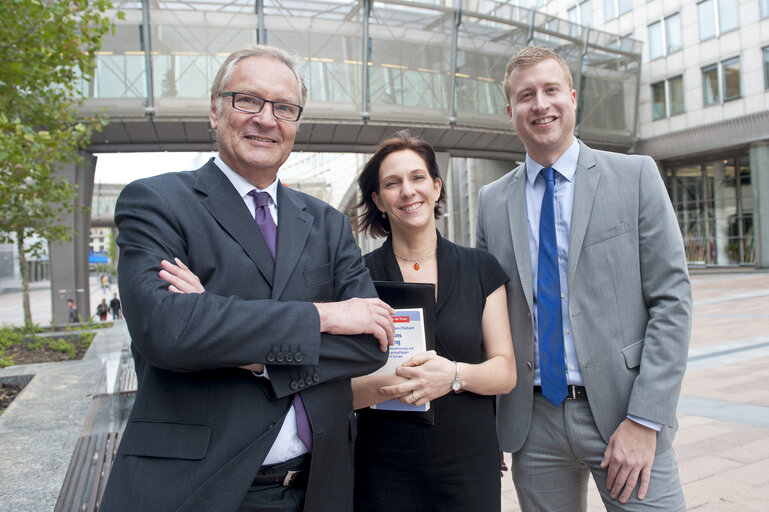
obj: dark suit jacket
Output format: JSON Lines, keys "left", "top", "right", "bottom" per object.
{"left": 477, "top": 141, "right": 692, "bottom": 454}
{"left": 100, "top": 159, "right": 387, "bottom": 512}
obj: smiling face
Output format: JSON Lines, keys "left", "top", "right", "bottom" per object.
{"left": 506, "top": 57, "right": 577, "bottom": 167}
{"left": 210, "top": 55, "right": 300, "bottom": 188}
{"left": 372, "top": 149, "right": 442, "bottom": 236}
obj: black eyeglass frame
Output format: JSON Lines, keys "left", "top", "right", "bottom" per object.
{"left": 219, "top": 91, "right": 304, "bottom": 122}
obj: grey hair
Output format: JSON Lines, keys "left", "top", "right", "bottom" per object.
{"left": 211, "top": 44, "right": 307, "bottom": 117}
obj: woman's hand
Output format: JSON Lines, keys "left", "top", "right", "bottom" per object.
{"left": 159, "top": 258, "right": 205, "bottom": 294}
{"left": 379, "top": 350, "right": 455, "bottom": 406}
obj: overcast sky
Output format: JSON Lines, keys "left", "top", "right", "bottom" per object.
{"left": 94, "top": 152, "right": 215, "bottom": 184}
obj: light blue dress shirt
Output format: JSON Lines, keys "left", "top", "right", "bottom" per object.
{"left": 526, "top": 139, "right": 582, "bottom": 388}
{"left": 524, "top": 140, "right": 660, "bottom": 431}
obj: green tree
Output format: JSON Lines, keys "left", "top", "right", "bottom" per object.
{"left": 0, "top": 0, "right": 122, "bottom": 328}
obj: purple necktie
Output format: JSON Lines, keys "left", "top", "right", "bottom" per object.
{"left": 248, "top": 190, "right": 277, "bottom": 260}
{"left": 248, "top": 190, "right": 312, "bottom": 451}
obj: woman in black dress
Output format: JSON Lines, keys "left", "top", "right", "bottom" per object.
{"left": 352, "top": 131, "right": 516, "bottom": 512}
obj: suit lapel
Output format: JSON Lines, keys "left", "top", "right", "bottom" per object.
{"left": 567, "top": 141, "right": 600, "bottom": 292}
{"left": 194, "top": 161, "right": 275, "bottom": 285}
{"left": 507, "top": 165, "right": 534, "bottom": 312}
{"left": 272, "top": 184, "right": 313, "bottom": 299}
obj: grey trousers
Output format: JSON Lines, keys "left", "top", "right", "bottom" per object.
{"left": 511, "top": 393, "right": 686, "bottom": 512}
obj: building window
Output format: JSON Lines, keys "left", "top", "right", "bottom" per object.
{"left": 648, "top": 13, "right": 681, "bottom": 60}
{"left": 569, "top": 0, "right": 592, "bottom": 26}
{"left": 762, "top": 0, "right": 769, "bottom": 19}
{"left": 702, "top": 58, "right": 741, "bottom": 106}
{"left": 651, "top": 76, "right": 685, "bottom": 120}
{"left": 702, "top": 64, "right": 720, "bottom": 105}
{"left": 665, "top": 14, "right": 682, "bottom": 54}
{"left": 698, "top": 0, "right": 739, "bottom": 41}
{"left": 722, "top": 57, "right": 741, "bottom": 100}
{"left": 763, "top": 47, "right": 769, "bottom": 90}
{"left": 604, "top": 0, "right": 631, "bottom": 21}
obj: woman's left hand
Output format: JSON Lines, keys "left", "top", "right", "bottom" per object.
{"left": 379, "top": 350, "right": 456, "bottom": 406}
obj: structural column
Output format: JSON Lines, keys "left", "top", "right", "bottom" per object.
{"left": 50, "top": 153, "right": 97, "bottom": 324}
{"left": 750, "top": 142, "right": 769, "bottom": 268}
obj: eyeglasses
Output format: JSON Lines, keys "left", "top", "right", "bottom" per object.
{"left": 220, "top": 92, "right": 303, "bottom": 122}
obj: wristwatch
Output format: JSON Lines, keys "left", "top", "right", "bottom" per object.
{"left": 451, "top": 361, "right": 462, "bottom": 392}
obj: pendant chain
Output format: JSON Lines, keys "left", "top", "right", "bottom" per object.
{"left": 392, "top": 245, "right": 437, "bottom": 271}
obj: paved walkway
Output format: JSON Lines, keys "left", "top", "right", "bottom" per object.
{"left": 1, "top": 270, "right": 768, "bottom": 510}
{"left": 500, "top": 271, "right": 769, "bottom": 511}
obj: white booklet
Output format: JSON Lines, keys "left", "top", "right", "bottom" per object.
{"left": 370, "top": 308, "right": 430, "bottom": 412}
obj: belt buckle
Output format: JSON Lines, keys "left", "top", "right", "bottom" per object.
{"left": 282, "top": 469, "right": 299, "bottom": 487}
{"left": 568, "top": 386, "right": 577, "bottom": 400}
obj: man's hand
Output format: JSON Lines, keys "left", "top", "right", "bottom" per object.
{"left": 601, "top": 418, "right": 657, "bottom": 503}
{"left": 314, "top": 298, "right": 395, "bottom": 352}
{"left": 160, "top": 258, "right": 205, "bottom": 293}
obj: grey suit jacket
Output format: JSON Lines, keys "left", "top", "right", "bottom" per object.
{"left": 477, "top": 141, "right": 692, "bottom": 454}
{"left": 100, "top": 159, "right": 387, "bottom": 512}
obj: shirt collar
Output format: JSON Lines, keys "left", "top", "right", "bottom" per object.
{"left": 214, "top": 155, "right": 279, "bottom": 206}
{"left": 525, "top": 138, "right": 580, "bottom": 186}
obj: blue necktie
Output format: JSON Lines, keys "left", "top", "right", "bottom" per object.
{"left": 248, "top": 190, "right": 312, "bottom": 451}
{"left": 537, "top": 167, "right": 568, "bottom": 406}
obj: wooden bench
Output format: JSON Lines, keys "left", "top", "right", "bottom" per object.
{"left": 54, "top": 431, "right": 122, "bottom": 512}
{"left": 55, "top": 348, "right": 135, "bottom": 511}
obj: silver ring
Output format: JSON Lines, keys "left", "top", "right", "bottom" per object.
{"left": 411, "top": 390, "right": 417, "bottom": 400}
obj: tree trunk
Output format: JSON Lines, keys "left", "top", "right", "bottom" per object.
{"left": 15, "top": 228, "right": 33, "bottom": 329}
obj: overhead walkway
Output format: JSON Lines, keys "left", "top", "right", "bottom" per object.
{"left": 83, "top": 0, "right": 642, "bottom": 160}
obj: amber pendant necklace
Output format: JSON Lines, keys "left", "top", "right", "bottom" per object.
{"left": 392, "top": 246, "right": 437, "bottom": 271}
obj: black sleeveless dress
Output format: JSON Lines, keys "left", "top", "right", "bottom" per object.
{"left": 354, "top": 233, "right": 509, "bottom": 512}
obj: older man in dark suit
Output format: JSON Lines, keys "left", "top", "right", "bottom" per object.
{"left": 100, "top": 45, "right": 392, "bottom": 512}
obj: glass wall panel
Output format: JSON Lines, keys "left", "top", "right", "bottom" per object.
{"left": 722, "top": 57, "right": 741, "bottom": 100}
{"left": 702, "top": 64, "right": 720, "bottom": 105}
{"left": 454, "top": 13, "right": 526, "bottom": 128}
{"left": 264, "top": 0, "right": 363, "bottom": 118}
{"left": 91, "top": 12, "right": 145, "bottom": 99}
{"left": 762, "top": 0, "right": 769, "bottom": 19}
{"left": 368, "top": 2, "right": 453, "bottom": 122}
{"left": 578, "top": 45, "right": 639, "bottom": 137}
{"left": 669, "top": 75, "right": 685, "bottom": 115}
{"left": 698, "top": 0, "right": 716, "bottom": 41}
{"left": 671, "top": 164, "right": 716, "bottom": 264}
{"left": 148, "top": 0, "right": 257, "bottom": 115}
{"left": 651, "top": 81, "right": 666, "bottom": 120}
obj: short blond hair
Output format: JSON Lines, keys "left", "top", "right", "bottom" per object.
{"left": 503, "top": 46, "right": 574, "bottom": 103}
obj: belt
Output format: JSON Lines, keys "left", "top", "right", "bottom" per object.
{"left": 251, "top": 469, "right": 308, "bottom": 487}
{"left": 534, "top": 385, "right": 587, "bottom": 400}
{"left": 252, "top": 454, "right": 310, "bottom": 488}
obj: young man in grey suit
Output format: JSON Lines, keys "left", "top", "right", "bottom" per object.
{"left": 100, "top": 45, "right": 394, "bottom": 512}
{"left": 476, "top": 46, "right": 692, "bottom": 510}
